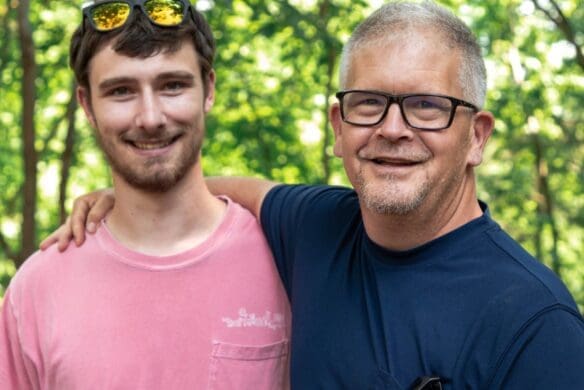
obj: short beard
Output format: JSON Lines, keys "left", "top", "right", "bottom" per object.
{"left": 96, "top": 129, "right": 202, "bottom": 193}
{"left": 114, "top": 150, "right": 200, "bottom": 193}
{"left": 356, "top": 171, "right": 430, "bottom": 216}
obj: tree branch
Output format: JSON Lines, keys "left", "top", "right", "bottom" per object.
{"left": 531, "top": 0, "right": 584, "bottom": 71}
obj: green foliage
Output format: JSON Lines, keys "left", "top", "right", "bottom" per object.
{"left": 203, "top": 0, "right": 370, "bottom": 183}
{"left": 0, "top": 0, "right": 582, "bottom": 311}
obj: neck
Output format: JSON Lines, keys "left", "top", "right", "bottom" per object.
{"left": 361, "top": 173, "right": 483, "bottom": 251}
{"left": 106, "top": 166, "right": 226, "bottom": 256}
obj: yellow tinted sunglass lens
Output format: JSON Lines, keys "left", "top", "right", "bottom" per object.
{"left": 145, "top": 0, "right": 184, "bottom": 26}
{"left": 91, "top": 2, "right": 131, "bottom": 31}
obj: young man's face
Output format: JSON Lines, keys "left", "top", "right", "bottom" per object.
{"left": 78, "top": 40, "right": 215, "bottom": 192}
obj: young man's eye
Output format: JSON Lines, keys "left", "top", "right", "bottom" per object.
{"left": 164, "top": 81, "right": 186, "bottom": 91}
{"left": 108, "top": 86, "right": 132, "bottom": 96}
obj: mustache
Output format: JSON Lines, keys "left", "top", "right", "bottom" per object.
{"left": 358, "top": 145, "right": 432, "bottom": 161}
{"left": 120, "top": 130, "right": 182, "bottom": 143}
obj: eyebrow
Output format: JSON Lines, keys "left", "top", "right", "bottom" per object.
{"left": 98, "top": 77, "right": 135, "bottom": 92}
{"left": 97, "top": 71, "right": 197, "bottom": 91}
{"left": 156, "top": 71, "right": 196, "bottom": 82}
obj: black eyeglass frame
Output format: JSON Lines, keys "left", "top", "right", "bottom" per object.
{"left": 335, "top": 90, "right": 479, "bottom": 131}
{"left": 81, "top": 0, "right": 195, "bottom": 32}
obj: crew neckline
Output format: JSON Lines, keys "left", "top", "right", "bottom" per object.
{"left": 365, "top": 201, "right": 496, "bottom": 268}
{"left": 95, "top": 196, "right": 237, "bottom": 271}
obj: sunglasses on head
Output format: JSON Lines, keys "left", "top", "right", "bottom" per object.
{"left": 82, "top": 0, "right": 194, "bottom": 32}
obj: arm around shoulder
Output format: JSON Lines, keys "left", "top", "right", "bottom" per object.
{"left": 206, "top": 176, "right": 279, "bottom": 219}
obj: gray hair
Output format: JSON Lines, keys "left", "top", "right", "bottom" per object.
{"left": 339, "top": 1, "right": 486, "bottom": 108}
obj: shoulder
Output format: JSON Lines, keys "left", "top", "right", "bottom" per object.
{"left": 258, "top": 184, "right": 363, "bottom": 255}
{"left": 454, "top": 225, "right": 584, "bottom": 384}
{"left": 264, "top": 184, "right": 358, "bottom": 213}
{"left": 261, "top": 184, "right": 361, "bottom": 232}
{"left": 482, "top": 220, "right": 578, "bottom": 310}
{"left": 214, "top": 196, "right": 273, "bottom": 251}
{"left": 7, "top": 234, "right": 101, "bottom": 303}
{"left": 10, "top": 247, "right": 65, "bottom": 289}
{"left": 458, "top": 214, "right": 584, "bottom": 375}
{"left": 220, "top": 195, "right": 264, "bottom": 234}
{"left": 485, "top": 303, "right": 584, "bottom": 387}
{"left": 460, "top": 298, "right": 584, "bottom": 387}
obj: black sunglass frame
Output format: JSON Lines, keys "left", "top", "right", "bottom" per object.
{"left": 335, "top": 89, "right": 479, "bottom": 131}
{"left": 81, "top": 0, "right": 193, "bottom": 32}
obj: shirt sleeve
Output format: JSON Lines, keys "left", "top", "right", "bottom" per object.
{"left": 260, "top": 184, "right": 358, "bottom": 297}
{"left": 489, "top": 307, "right": 584, "bottom": 388}
{"left": 0, "top": 288, "right": 36, "bottom": 390}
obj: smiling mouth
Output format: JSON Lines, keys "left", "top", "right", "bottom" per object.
{"left": 127, "top": 135, "right": 181, "bottom": 150}
{"left": 371, "top": 158, "right": 419, "bottom": 166}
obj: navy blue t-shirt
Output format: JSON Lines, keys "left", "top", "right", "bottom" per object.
{"left": 261, "top": 184, "right": 584, "bottom": 389}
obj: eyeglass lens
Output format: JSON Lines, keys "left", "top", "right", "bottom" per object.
{"left": 90, "top": 0, "right": 185, "bottom": 31}
{"left": 90, "top": 2, "right": 131, "bottom": 31}
{"left": 342, "top": 91, "right": 454, "bottom": 129}
{"left": 145, "top": 0, "right": 184, "bottom": 26}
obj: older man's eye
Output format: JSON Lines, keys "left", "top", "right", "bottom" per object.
{"left": 347, "top": 95, "right": 384, "bottom": 108}
{"left": 360, "top": 98, "right": 384, "bottom": 106}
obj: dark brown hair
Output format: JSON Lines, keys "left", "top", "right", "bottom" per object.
{"left": 70, "top": 6, "right": 215, "bottom": 96}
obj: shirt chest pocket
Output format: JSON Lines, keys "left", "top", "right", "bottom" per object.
{"left": 207, "top": 339, "right": 289, "bottom": 390}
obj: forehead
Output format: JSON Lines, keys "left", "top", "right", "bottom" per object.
{"left": 345, "top": 31, "right": 462, "bottom": 95}
{"left": 87, "top": 39, "right": 201, "bottom": 85}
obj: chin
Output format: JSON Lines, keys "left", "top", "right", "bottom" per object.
{"left": 363, "top": 195, "right": 422, "bottom": 216}
{"left": 359, "top": 182, "right": 429, "bottom": 216}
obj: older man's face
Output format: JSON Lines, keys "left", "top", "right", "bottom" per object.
{"left": 331, "top": 31, "right": 487, "bottom": 217}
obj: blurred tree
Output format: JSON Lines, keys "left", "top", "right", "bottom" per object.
{"left": 17, "top": 0, "right": 37, "bottom": 268}
{"left": 0, "top": 1, "right": 111, "bottom": 290}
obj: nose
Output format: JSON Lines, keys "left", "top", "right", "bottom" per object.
{"left": 134, "top": 91, "right": 166, "bottom": 132}
{"left": 375, "top": 102, "right": 413, "bottom": 141}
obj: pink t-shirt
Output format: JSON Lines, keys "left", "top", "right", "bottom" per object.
{"left": 0, "top": 198, "right": 290, "bottom": 389}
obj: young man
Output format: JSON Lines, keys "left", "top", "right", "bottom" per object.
{"left": 42, "top": 1, "right": 584, "bottom": 389}
{"left": 0, "top": 1, "right": 289, "bottom": 389}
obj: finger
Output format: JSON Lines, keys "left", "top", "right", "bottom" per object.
{"left": 39, "top": 230, "right": 61, "bottom": 251}
{"left": 86, "top": 189, "right": 116, "bottom": 229}
{"left": 71, "top": 198, "right": 93, "bottom": 246}
{"left": 39, "top": 222, "right": 73, "bottom": 252}
{"left": 56, "top": 221, "right": 73, "bottom": 252}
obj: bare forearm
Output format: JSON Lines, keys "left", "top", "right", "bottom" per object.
{"left": 206, "top": 176, "right": 279, "bottom": 219}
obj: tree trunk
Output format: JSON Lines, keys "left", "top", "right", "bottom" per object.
{"left": 59, "top": 85, "right": 78, "bottom": 224}
{"left": 533, "top": 133, "right": 561, "bottom": 276}
{"left": 17, "top": 0, "right": 37, "bottom": 267}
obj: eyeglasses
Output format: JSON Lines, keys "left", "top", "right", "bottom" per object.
{"left": 81, "top": 0, "right": 193, "bottom": 32}
{"left": 335, "top": 90, "right": 479, "bottom": 131}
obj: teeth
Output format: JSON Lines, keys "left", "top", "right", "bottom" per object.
{"left": 133, "top": 140, "right": 172, "bottom": 150}
{"left": 374, "top": 159, "right": 413, "bottom": 165}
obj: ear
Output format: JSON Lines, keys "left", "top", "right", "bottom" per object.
{"left": 467, "top": 110, "right": 494, "bottom": 167}
{"left": 203, "top": 69, "right": 216, "bottom": 113}
{"left": 76, "top": 86, "right": 97, "bottom": 128}
{"left": 330, "top": 102, "right": 344, "bottom": 157}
